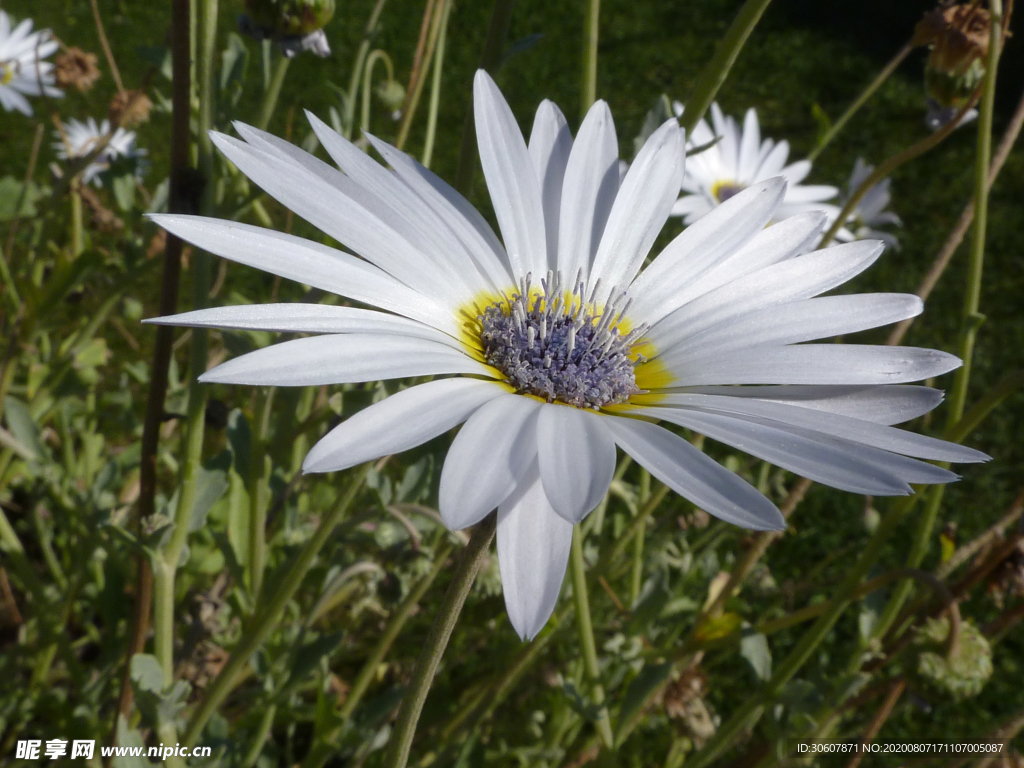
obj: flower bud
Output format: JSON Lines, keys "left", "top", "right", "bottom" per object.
{"left": 244, "top": 0, "right": 335, "bottom": 37}
{"left": 374, "top": 79, "right": 406, "bottom": 113}
{"left": 910, "top": 616, "right": 992, "bottom": 700}
{"left": 916, "top": 4, "right": 990, "bottom": 110}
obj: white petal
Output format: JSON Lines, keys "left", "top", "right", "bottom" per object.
{"left": 210, "top": 132, "right": 469, "bottom": 306}
{"left": 497, "top": 464, "right": 573, "bottom": 640}
{"left": 473, "top": 70, "right": 548, "bottom": 279}
{"left": 361, "top": 131, "right": 515, "bottom": 290}
{"left": 631, "top": 405, "right": 913, "bottom": 495}
{"left": 590, "top": 119, "right": 684, "bottom": 298}
{"left": 660, "top": 345, "right": 962, "bottom": 387}
{"left": 737, "top": 109, "right": 761, "bottom": 180}
{"left": 439, "top": 394, "right": 541, "bottom": 530}
{"left": 147, "top": 303, "right": 462, "bottom": 348}
{"left": 781, "top": 159, "right": 811, "bottom": 186}
{"left": 303, "top": 378, "right": 506, "bottom": 472}
{"left": 605, "top": 416, "right": 784, "bottom": 530}
{"left": 199, "top": 334, "right": 490, "bottom": 385}
{"left": 668, "top": 294, "right": 922, "bottom": 360}
{"left": 647, "top": 240, "right": 884, "bottom": 353}
{"left": 556, "top": 100, "right": 619, "bottom": 282}
{"left": 528, "top": 100, "right": 573, "bottom": 269}
{"left": 675, "top": 385, "right": 944, "bottom": 425}
{"left": 301, "top": 114, "right": 499, "bottom": 296}
{"left": 652, "top": 393, "right": 987, "bottom": 463}
{"left": 149, "top": 215, "right": 456, "bottom": 334}
{"left": 536, "top": 405, "right": 616, "bottom": 523}
{"left": 630, "top": 179, "right": 786, "bottom": 324}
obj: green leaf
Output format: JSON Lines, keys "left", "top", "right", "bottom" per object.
{"left": 287, "top": 631, "right": 345, "bottom": 687}
{"left": 114, "top": 715, "right": 156, "bottom": 768}
{"left": 740, "top": 631, "right": 773, "bottom": 681}
{"left": 0, "top": 176, "right": 46, "bottom": 221}
{"left": 227, "top": 409, "right": 252, "bottom": 478}
{"left": 616, "top": 662, "right": 673, "bottom": 742}
{"left": 2, "top": 396, "right": 45, "bottom": 461}
{"left": 111, "top": 173, "right": 137, "bottom": 212}
{"left": 189, "top": 466, "right": 230, "bottom": 532}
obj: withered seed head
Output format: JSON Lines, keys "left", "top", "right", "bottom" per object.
{"left": 109, "top": 90, "right": 153, "bottom": 128}
{"left": 54, "top": 47, "right": 100, "bottom": 92}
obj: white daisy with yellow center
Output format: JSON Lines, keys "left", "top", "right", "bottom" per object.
{"left": 150, "top": 71, "right": 986, "bottom": 640}
{"left": 0, "top": 10, "right": 62, "bottom": 117}
{"left": 53, "top": 117, "right": 147, "bottom": 187}
{"left": 672, "top": 102, "right": 839, "bottom": 227}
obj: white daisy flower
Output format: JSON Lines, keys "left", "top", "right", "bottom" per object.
{"left": 53, "top": 117, "right": 147, "bottom": 187}
{"left": 672, "top": 102, "right": 839, "bottom": 227}
{"left": 0, "top": 10, "right": 62, "bottom": 116}
{"left": 836, "top": 158, "right": 901, "bottom": 250}
{"left": 148, "top": 71, "right": 986, "bottom": 640}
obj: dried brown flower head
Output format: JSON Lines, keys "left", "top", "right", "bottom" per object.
{"left": 54, "top": 47, "right": 100, "bottom": 92}
{"left": 109, "top": 90, "right": 153, "bottom": 128}
{"left": 916, "top": 4, "right": 992, "bottom": 109}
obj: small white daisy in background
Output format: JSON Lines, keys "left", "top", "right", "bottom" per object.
{"left": 53, "top": 117, "right": 147, "bottom": 187}
{"left": 149, "top": 70, "right": 986, "bottom": 641}
{"left": 0, "top": 10, "right": 62, "bottom": 116}
{"left": 672, "top": 102, "right": 840, "bottom": 227}
{"left": 836, "top": 158, "right": 902, "bottom": 249}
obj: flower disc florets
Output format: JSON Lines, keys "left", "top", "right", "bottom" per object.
{"left": 479, "top": 270, "right": 647, "bottom": 409}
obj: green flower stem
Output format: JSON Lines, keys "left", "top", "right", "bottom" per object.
{"left": 382, "top": 513, "right": 497, "bottom": 768}
{"left": 680, "top": 0, "right": 774, "bottom": 134}
{"left": 197, "top": 0, "right": 218, "bottom": 166}
{"left": 570, "top": 524, "right": 614, "bottom": 749}
{"left": 807, "top": 40, "right": 913, "bottom": 162}
{"left": 247, "top": 387, "right": 276, "bottom": 600}
{"left": 361, "top": 50, "right": 396, "bottom": 136}
{"left": 116, "top": 0, "right": 191, "bottom": 726}
{"left": 817, "top": 94, "right": 982, "bottom": 247}
{"left": 182, "top": 464, "right": 371, "bottom": 747}
{"left": 342, "top": 0, "right": 390, "bottom": 139}
{"left": 257, "top": 55, "right": 291, "bottom": 132}
{"left": 421, "top": 0, "right": 452, "bottom": 168}
{"left": 887, "top": 85, "right": 1024, "bottom": 348}
{"left": 629, "top": 469, "right": 651, "bottom": 606}
{"left": 870, "top": 0, "right": 1003, "bottom": 648}
{"left": 153, "top": 0, "right": 219, "bottom": 689}
{"left": 452, "top": 0, "right": 516, "bottom": 195}
{"left": 687, "top": 491, "right": 923, "bottom": 768}
{"left": 240, "top": 704, "right": 276, "bottom": 768}
{"left": 395, "top": 0, "right": 448, "bottom": 151}
{"left": 70, "top": 186, "right": 84, "bottom": 258}
{"left": 580, "top": 0, "right": 600, "bottom": 119}
{"left": 302, "top": 544, "right": 453, "bottom": 768}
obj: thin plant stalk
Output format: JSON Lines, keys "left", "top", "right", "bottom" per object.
{"left": 257, "top": 55, "right": 291, "bottom": 132}
{"left": 687, "top": 491, "right": 923, "bottom": 768}
{"left": 88, "top": 0, "right": 125, "bottom": 92}
{"left": 361, "top": 50, "right": 395, "bottom": 136}
{"left": 182, "top": 464, "right": 372, "bottom": 746}
{"left": 421, "top": 0, "right": 453, "bottom": 168}
{"left": 301, "top": 544, "right": 453, "bottom": 768}
{"left": 342, "top": 0, "right": 390, "bottom": 139}
{"left": 680, "top": 0, "right": 774, "bottom": 134}
{"left": 247, "top": 387, "right": 275, "bottom": 599}
{"left": 570, "top": 525, "right": 614, "bottom": 748}
{"left": 808, "top": 41, "right": 913, "bottom": 162}
{"left": 240, "top": 704, "right": 276, "bottom": 768}
{"left": 452, "top": 0, "right": 516, "bottom": 195}
{"left": 70, "top": 185, "right": 84, "bottom": 258}
{"left": 395, "top": 0, "right": 447, "bottom": 150}
{"left": 580, "top": 0, "right": 600, "bottom": 120}
{"left": 886, "top": 87, "right": 1024, "bottom": 346}
{"left": 871, "top": 0, "right": 1003, "bottom": 644}
{"left": 818, "top": 95, "right": 981, "bottom": 247}
{"left": 115, "top": 0, "right": 192, "bottom": 726}
{"left": 382, "top": 513, "right": 496, "bottom": 768}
